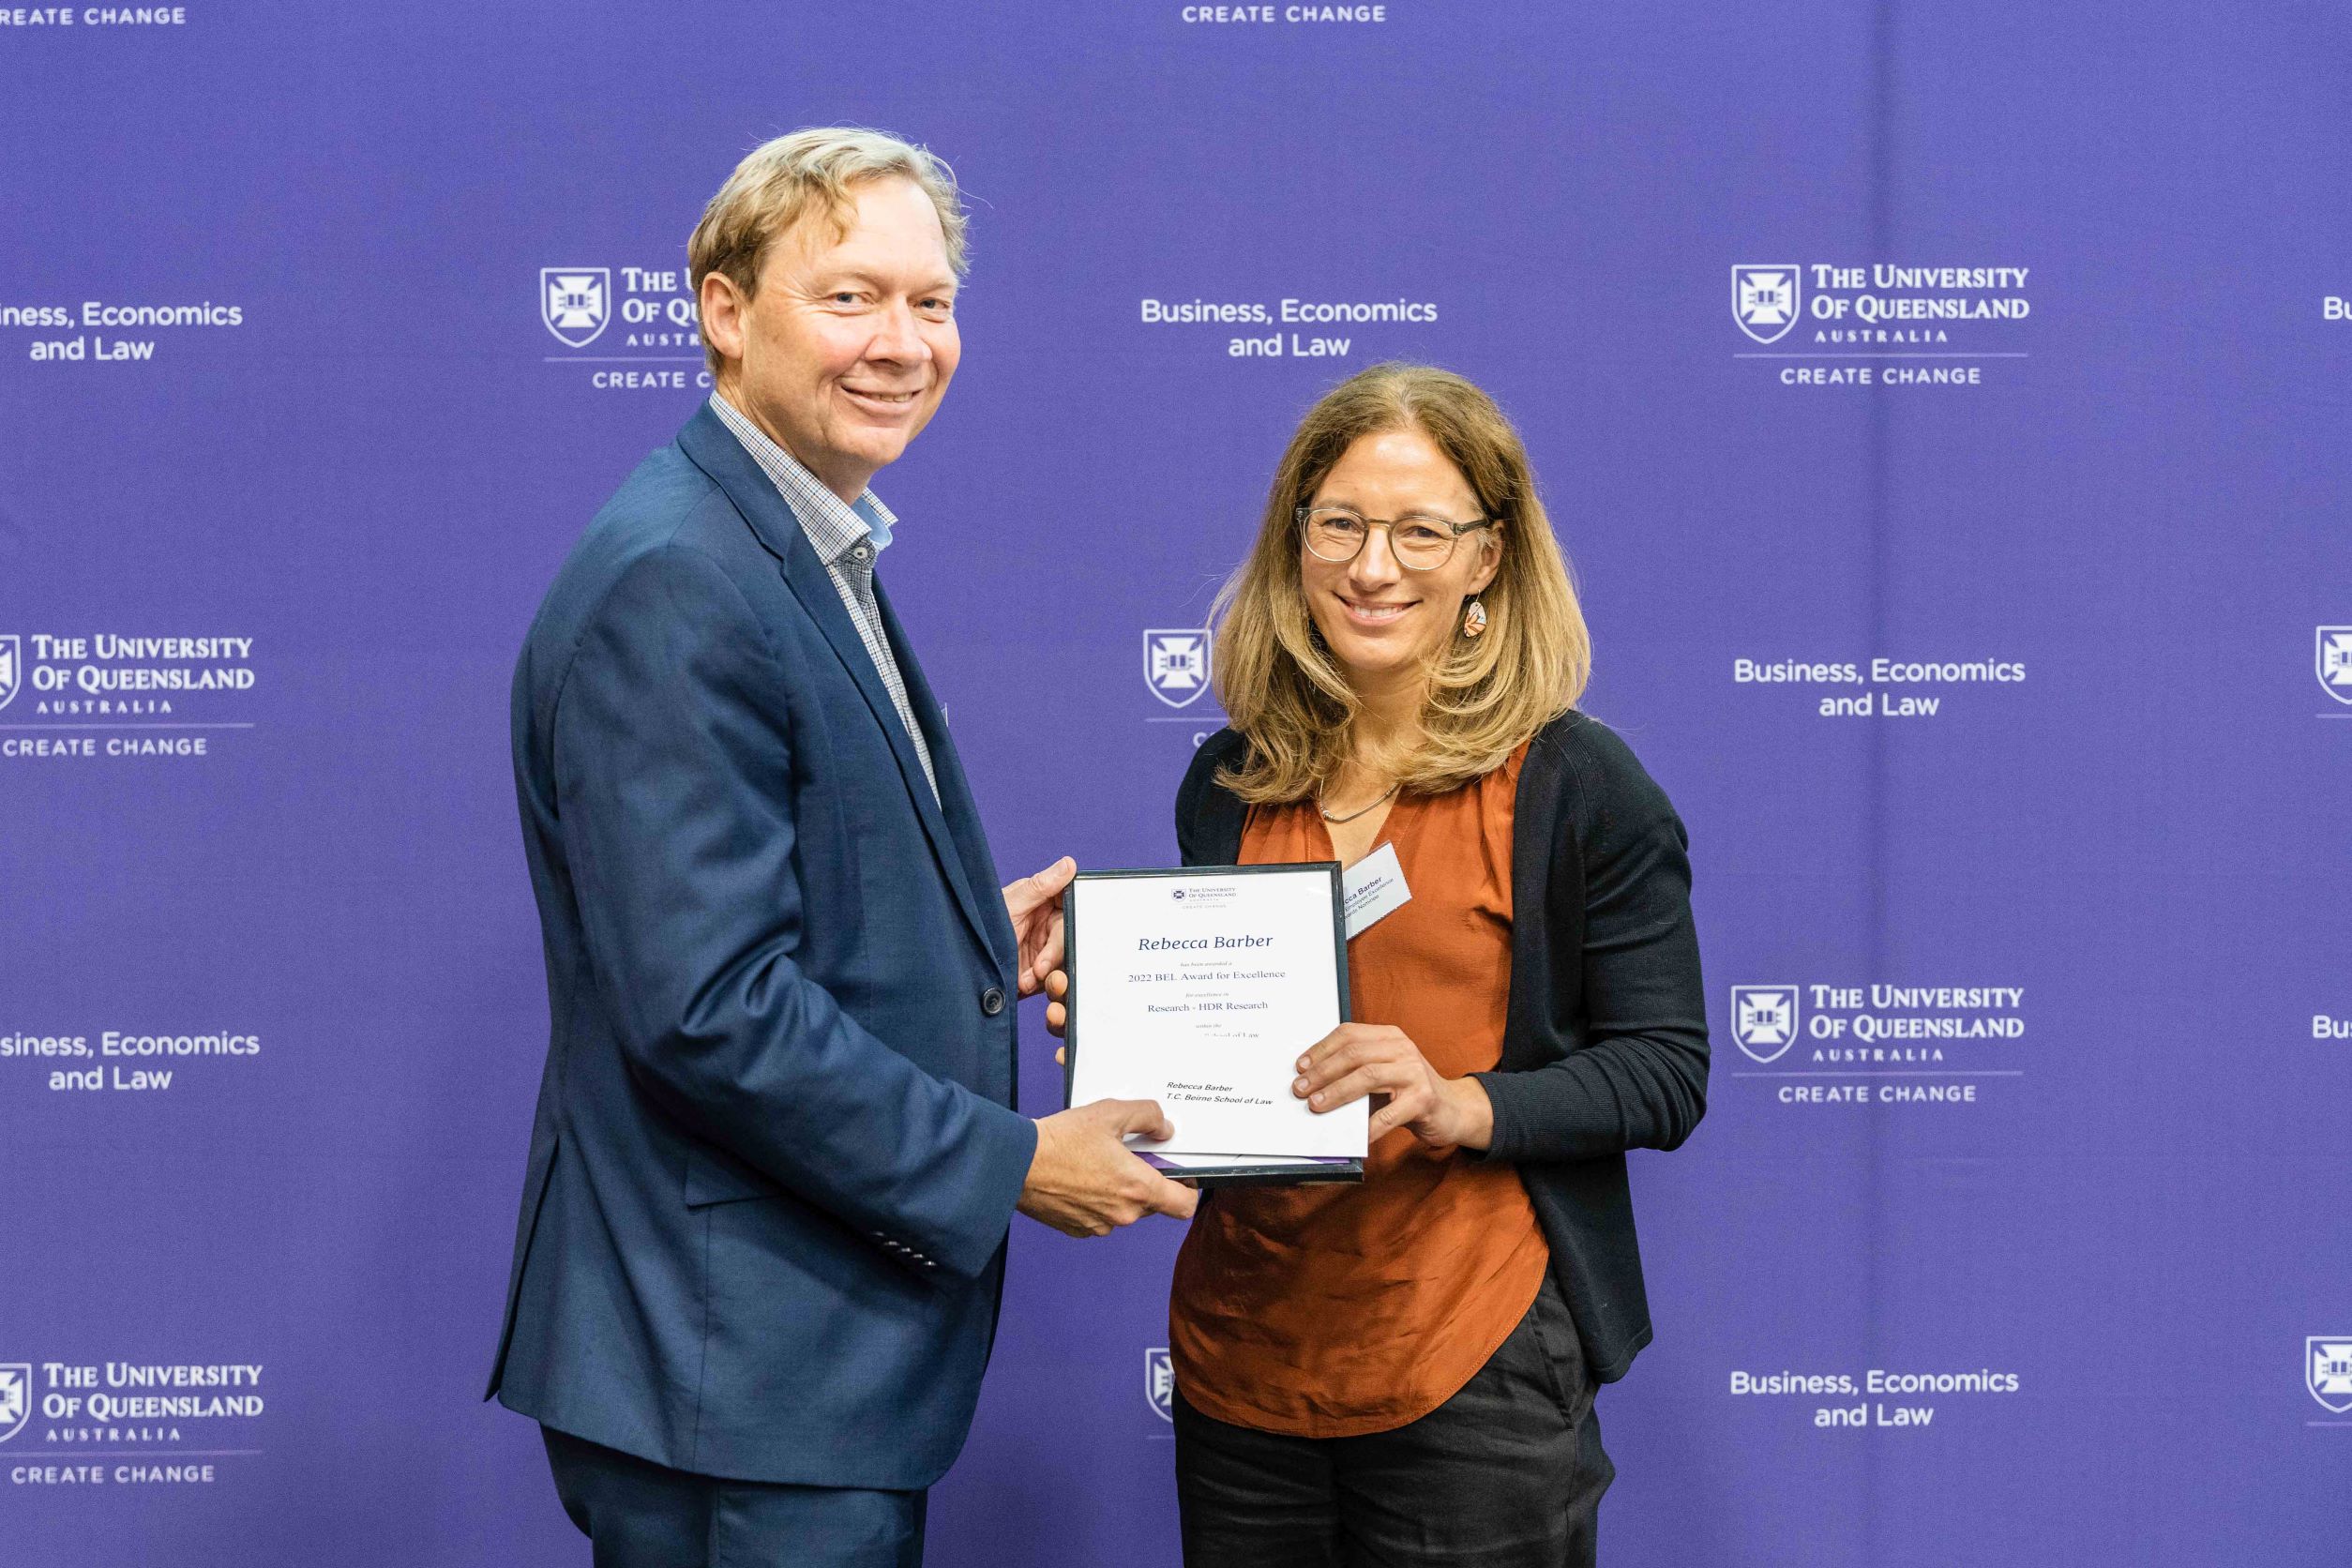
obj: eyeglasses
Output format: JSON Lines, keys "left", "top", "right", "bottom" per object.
{"left": 1297, "top": 505, "right": 1496, "bottom": 571}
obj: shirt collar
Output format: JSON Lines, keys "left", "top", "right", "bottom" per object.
{"left": 707, "top": 392, "right": 897, "bottom": 564}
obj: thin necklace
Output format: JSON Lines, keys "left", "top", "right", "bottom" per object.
{"left": 1319, "top": 781, "right": 1400, "bottom": 823}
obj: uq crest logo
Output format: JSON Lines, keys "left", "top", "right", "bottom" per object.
{"left": 2317, "top": 626, "right": 2352, "bottom": 705}
{"left": 2311, "top": 1336, "right": 2352, "bottom": 1414}
{"left": 1145, "top": 629, "right": 1212, "bottom": 709}
{"left": 1146, "top": 1348, "right": 1175, "bottom": 1423}
{"left": 541, "top": 267, "right": 612, "bottom": 349}
{"left": 0, "top": 634, "right": 20, "bottom": 713}
{"left": 1732, "top": 265, "right": 1802, "bottom": 345}
{"left": 0, "top": 1364, "right": 28, "bottom": 1444}
{"left": 1730, "top": 985, "right": 1801, "bottom": 1063}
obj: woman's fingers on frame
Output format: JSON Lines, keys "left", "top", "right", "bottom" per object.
{"left": 1297, "top": 1025, "right": 1354, "bottom": 1072}
{"left": 1304, "top": 1064, "right": 1396, "bottom": 1111}
{"left": 1302, "top": 1032, "right": 1414, "bottom": 1090}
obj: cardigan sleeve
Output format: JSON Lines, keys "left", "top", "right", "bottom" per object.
{"left": 1475, "top": 720, "right": 1711, "bottom": 1162}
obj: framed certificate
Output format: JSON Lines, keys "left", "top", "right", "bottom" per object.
{"left": 1063, "top": 864, "right": 1364, "bottom": 1187}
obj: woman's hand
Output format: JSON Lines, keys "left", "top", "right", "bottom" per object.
{"left": 1295, "top": 1023, "right": 1494, "bottom": 1153}
{"left": 1051, "top": 993, "right": 1490, "bottom": 1152}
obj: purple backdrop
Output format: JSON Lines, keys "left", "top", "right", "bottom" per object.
{"left": 2, "top": 2, "right": 2347, "bottom": 1562}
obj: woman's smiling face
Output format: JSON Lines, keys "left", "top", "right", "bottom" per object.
{"left": 1299, "top": 427, "right": 1500, "bottom": 689}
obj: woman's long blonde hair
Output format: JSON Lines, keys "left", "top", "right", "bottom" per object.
{"left": 1211, "top": 363, "right": 1590, "bottom": 803}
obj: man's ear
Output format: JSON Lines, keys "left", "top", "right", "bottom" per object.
{"left": 700, "top": 271, "right": 748, "bottom": 368}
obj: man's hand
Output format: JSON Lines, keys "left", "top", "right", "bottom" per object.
{"left": 1295, "top": 1023, "right": 1494, "bottom": 1153}
{"left": 1003, "top": 857, "right": 1076, "bottom": 998}
{"left": 1018, "top": 1098, "right": 1199, "bottom": 1237}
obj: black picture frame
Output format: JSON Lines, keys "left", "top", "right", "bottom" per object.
{"left": 1062, "top": 863, "right": 1362, "bottom": 1189}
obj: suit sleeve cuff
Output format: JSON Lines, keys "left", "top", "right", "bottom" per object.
{"left": 973, "top": 1100, "right": 1040, "bottom": 1239}
{"left": 910, "top": 1100, "right": 1035, "bottom": 1281}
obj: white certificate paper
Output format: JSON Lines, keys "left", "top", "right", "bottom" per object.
{"left": 1065, "top": 866, "right": 1364, "bottom": 1160}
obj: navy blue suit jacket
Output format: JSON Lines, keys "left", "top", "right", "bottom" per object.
{"left": 488, "top": 403, "right": 1040, "bottom": 1489}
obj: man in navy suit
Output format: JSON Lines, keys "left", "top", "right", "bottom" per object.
{"left": 489, "top": 128, "right": 1198, "bottom": 1568}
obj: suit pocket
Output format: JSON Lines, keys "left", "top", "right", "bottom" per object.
{"left": 684, "top": 1147, "right": 776, "bottom": 1209}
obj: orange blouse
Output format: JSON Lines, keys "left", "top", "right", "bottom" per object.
{"left": 1168, "top": 744, "right": 1548, "bottom": 1438}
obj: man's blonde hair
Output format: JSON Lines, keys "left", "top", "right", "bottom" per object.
{"left": 1212, "top": 363, "right": 1591, "bottom": 803}
{"left": 688, "top": 127, "right": 969, "bottom": 376}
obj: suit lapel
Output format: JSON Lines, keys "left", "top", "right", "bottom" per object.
{"left": 873, "top": 578, "right": 1016, "bottom": 972}
{"left": 676, "top": 406, "right": 1003, "bottom": 970}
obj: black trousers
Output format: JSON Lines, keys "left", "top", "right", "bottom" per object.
{"left": 1173, "top": 1274, "right": 1613, "bottom": 1568}
{"left": 540, "top": 1427, "right": 927, "bottom": 1568}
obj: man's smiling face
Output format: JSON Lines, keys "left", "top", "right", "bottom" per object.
{"left": 709, "top": 175, "right": 960, "bottom": 502}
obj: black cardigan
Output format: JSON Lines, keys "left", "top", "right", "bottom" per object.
{"left": 1173, "top": 712, "right": 1709, "bottom": 1384}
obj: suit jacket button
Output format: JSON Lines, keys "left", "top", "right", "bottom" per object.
{"left": 981, "top": 986, "right": 1005, "bottom": 1017}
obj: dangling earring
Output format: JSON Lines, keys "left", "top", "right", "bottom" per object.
{"left": 1461, "top": 596, "right": 1488, "bottom": 639}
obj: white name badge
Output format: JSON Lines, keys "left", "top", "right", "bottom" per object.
{"left": 1342, "top": 843, "right": 1411, "bottom": 940}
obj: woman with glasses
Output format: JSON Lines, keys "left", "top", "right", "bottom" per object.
{"left": 1059, "top": 362, "right": 1708, "bottom": 1565}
